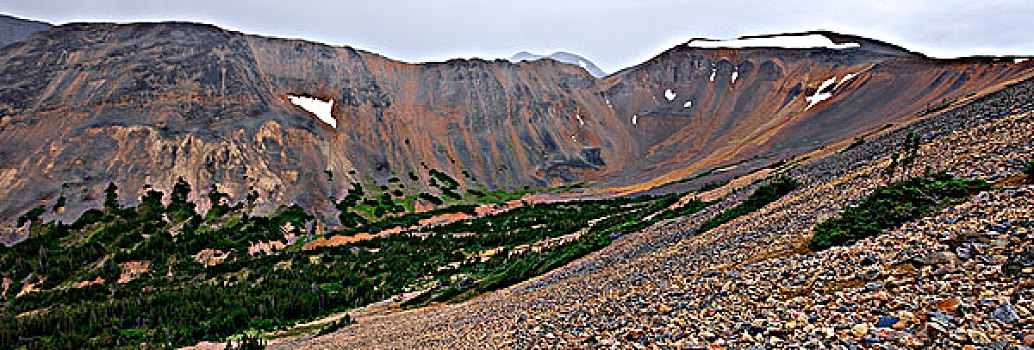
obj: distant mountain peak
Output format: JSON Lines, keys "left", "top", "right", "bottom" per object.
{"left": 509, "top": 51, "right": 607, "bottom": 78}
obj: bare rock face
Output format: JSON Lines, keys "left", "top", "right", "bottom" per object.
{"left": 0, "top": 14, "right": 50, "bottom": 49}
{"left": 0, "top": 24, "right": 1030, "bottom": 225}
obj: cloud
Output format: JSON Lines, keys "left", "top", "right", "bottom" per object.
{"left": 1, "top": 0, "right": 1032, "bottom": 72}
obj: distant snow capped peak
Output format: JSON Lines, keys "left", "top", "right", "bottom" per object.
{"left": 509, "top": 51, "right": 607, "bottom": 78}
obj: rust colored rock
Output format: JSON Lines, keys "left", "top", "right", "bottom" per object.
{"left": 936, "top": 298, "right": 961, "bottom": 313}
{"left": 0, "top": 23, "right": 1031, "bottom": 227}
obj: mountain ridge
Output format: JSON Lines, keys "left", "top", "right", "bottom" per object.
{"left": 0, "top": 20, "right": 1031, "bottom": 228}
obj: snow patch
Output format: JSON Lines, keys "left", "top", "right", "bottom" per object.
{"left": 839, "top": 73, "right": 858, "bottom": 84}
{"left": 605, "top": 98, "right": 613, "bottom": 109}
{"left": 288, "top": 95, "right": 336, "bottom": 128}
{"left": 687, "top": 34, "right": 860, "bottom": 50}
{"left": 664, "top": 89, "right": 676, "bottom": 101}
{"left": 1016, "top": 58, "right": 1029, "bottom": 64}
{"left": 709, "top": 68, "right": 716, "bottom": 82}
{"left": 804, "top": 77, "right": 838, "bottom": 110}
{"left": 575, "top": 114, "right": 585, "bottom": 125}
{"left": 631, "top": 114, "right": 638, "bottom": 125}
{"left": 683, "top": 101, "right": 693, "bottom": 108}
{"left": 731, "top": 71, "right": 739, "bottom": 84}
{"left": 578, "top": 60, "right": 588, "bottom": 68}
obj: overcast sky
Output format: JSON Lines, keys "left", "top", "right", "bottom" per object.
{"left": 2, "top": 0, "right": 1033, "bottom": 73}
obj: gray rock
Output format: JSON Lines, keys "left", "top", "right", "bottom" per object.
{"left": 992, "top": 302, "right": 1020, "bottom": 324}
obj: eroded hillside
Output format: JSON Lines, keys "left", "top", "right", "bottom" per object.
{"left": 0, "top": 24, "right": 1031, "bottom": 227}
{"left": 287, "top": 68, "right": 1034, "bottom": 350}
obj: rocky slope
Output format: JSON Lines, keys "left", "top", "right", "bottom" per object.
{"left": 0, "top": 24, "right": 1031, "bottom": 227}
{"left": 0, "top": 14, "right": 50, "bottom": 49}
{"left": 281, "top": 73, "right": 1034, "bottom": 350}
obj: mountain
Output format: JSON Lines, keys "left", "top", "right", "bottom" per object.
{"left": 0, "top": 14, "right": 51, "bottom": 49}
{"left": 509, "top": 51, "right": 608, "bottom": 77}
{"left": 0, "top": 24, "right": 1031, "bottom": 228}
{"left": 2, "top": 21, "right": 1034, "bottom": 348}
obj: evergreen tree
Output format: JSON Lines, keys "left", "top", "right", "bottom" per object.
{"left": 104, "top": 182, "right": 120, "bottom": 211}
{"left": 168, "top": 177, "right": 197, "bottom": 222}
{"left": 207, "top": 184, "right": 230, "bottom": 218}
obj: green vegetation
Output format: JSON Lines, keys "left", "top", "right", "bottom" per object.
{"left": 808, "top": 173, "right": 991, "bottom": 251}
{"left": 845, "top": 136, "right": 865, "bottom": 151}
{"left": 418, "top": 192, "right": 444, "bottom": 205}
{"left": 334, "top": 183, "right": 369, "bottom": 228}
{"left": 886, "top": 130, "right": 923, "bottom": 180}
{"left": 1024, "top": 159, "right": 1034, "bottom": 181}
{"left": 697, "top": 176, "right": 800, "bottom": 233}
{"left": 920, "top": 97, "right": 959, "bottom": 116}
{"left": 403, "top": 192, "right": 712, "bottom": 305}
{"left": 52, "top": 195, "right": 66, "bottom": 213}
{"left": 315, "top": 315, "right": 353, "bottom": 337}
{"left": 462, "top": 188, "right": 527, "bottom": 205}
{"left": 0, "top": 172, "right": 716, "bottom": 348}
{"left": 16, "top": 205, "right": 45, "bottom": 227}
{"left": 0, "top": 181, "right": 338, "bottom": 348}
{"left": 428, "top": 169, "right": 461, "bottom": 201}
{"left": 697, "top": 180, "right": 729, "bottom": 193}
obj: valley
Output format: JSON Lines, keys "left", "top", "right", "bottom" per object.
{"left": 0, "top": 13, "right": 1032, "bottom": 349}
{"left": 289, "top": 72, "right": 1034, "bottom": 349}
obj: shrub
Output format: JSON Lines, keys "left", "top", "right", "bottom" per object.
{"left": 418, "top": 193, "right": 444, "bottom": 206}
{"left": 697, "top": 176, "right": 800, "bottom": 233}
{"left": 16, "top": 205, "right": 46, "bottom": 227}
{"left": 52, "top": 195, "right": 66, "bottom": 213}
{"left": 845, "top": 136, "right": 865, "bottom": 151}
{"left": 315, "top": 315, "right": 353, "bottom": 336}
{"left": 808, "top": 173, "right": 990, "bottom": 251}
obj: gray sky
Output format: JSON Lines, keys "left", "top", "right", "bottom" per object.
{"left": 2, "top": 0, "right": 1033, "bottom": 73}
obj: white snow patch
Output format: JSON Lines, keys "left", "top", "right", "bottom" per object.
{"left": 839, "top": 73, "right": 858, "bottom": 84}
{"left": 578, "top": 60, "right": 588, "bottom": 68}
{"left": 605, "top": 98, "right": 613, "bottom": 109}
{"left": 664, "top": 89, "right": 677, "bottom": 101}
{"left": 688, "top": 34, "right": 860, "bottom": 50}
{"left": 631, "top": 114, "right": 638, "bottom": 125}
{"left": 288, "top": 95, "right": 336, "bottom": 127}
{"left": 1016, "top": 58, "right": 1029, "bottom": 64}
{"left": 731, "top": 71, "right": 739, "bottom": 84}
{"left": 575, "top": 114, "right": 585, "bottom": 125}
{"left": 804, "top": 77, "right": 838, "bottom": 110}
{"left": 683, "top": 101, "right": 693, "bottom": 108}
{"left": 709, "top": 68, "right": 716, "bottom": 82}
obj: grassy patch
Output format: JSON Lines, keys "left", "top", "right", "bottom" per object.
{"left": 808, "top": 173, "right": 990, "bottom": 251}
{"left": 697, "top": 176, "right": 800, "bottom": 234}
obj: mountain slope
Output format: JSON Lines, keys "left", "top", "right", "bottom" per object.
{"left": 0, "top": 24, "right": 1031, "bottom": 227}
{"left": 0, "top": 14, "right": 50, "bottom": 49}
{"left": 286, "top": 72, "right": 1034, "bottom": 350}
